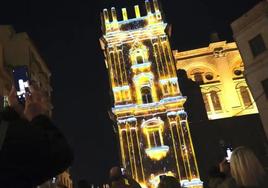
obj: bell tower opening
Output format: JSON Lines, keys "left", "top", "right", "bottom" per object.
{"left": 136, "top": 55, "right": 144, "bottom": 64}
{"left": 141, "top": 86, "right": 153, "bottom": 104}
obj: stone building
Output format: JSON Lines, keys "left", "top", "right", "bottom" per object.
{"left": 0, "top": 25, "right": 72, "bottom": 188}
{"left": 174, "top": 41, "right": 258, "bottom": 120}
{"left": 231, "top": 0, "right": 268, "bottom": 139}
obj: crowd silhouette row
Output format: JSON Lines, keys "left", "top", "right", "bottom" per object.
{"left": 0, "top": 86, "right": 267, "bottom": 188}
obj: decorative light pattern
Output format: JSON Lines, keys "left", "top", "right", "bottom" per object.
{"left": 145, "top": 146, "right": 169, "bottom": 160}
{"left": 100, "top": 0, "right": 203, "bottom": 187}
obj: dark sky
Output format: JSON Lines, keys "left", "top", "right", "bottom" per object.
{"left": 0, "top": 0, "right": 261, "bottom": 186}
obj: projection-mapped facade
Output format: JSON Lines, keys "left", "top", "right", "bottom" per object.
{"left": 100, "top": 1, "right": 202, "bottom": 187}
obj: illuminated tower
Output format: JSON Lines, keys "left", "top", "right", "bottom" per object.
{"left": 100, "top": 1, "right": 202, "bottom": 187}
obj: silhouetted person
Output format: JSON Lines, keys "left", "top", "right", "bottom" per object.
{"left": 0, "top": 86, "right": 73, "bottom": 188}
{"left": 78, "top": 179, "right": 90, "bottom": 188}
{"left": 109, "top": 166, "right": 141, "bottom": 188}
{"left": 157, "top": 175, "right": 181, "bottom": 188}
{"left": 228, "top": 147, "right": 267, "bottom": 188}
{"left": 208, "top": 165, "right": 226, "bottom": 188}
{"left": 209, "top": 146, "right": 268, "bottom": 188}
{"left": 177, "top": 69, "right": 208, "bottom": 122}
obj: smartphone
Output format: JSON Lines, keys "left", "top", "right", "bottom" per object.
{"left": 225, "top": 147, "right": 233, "bottom": 162}
{"left": 121, "top": 168, "right": 126, "bottom": 176}
{"left": 12, "top": 66, "right": 30, "bottom": 104}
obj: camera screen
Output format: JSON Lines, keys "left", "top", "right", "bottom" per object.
{"left": 226, "top": 148, "right": 232, "bottom": 162}
{"left": 12, "top": 66, "right": 30, "bottom": 104}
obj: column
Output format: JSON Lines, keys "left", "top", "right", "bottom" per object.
{"left": 177, "top": 111, "right": 200, "bottom": 180}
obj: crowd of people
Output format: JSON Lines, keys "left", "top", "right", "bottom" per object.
{"left": 208, "top": 146, "right": 268, "bottom": 188}
{"left": 1, "top": 86, "right": 268, "bottom": 188}
{"left": 108, "top": 147, "right": 268, "bottom": 188}
{"left": 108, "top": 166, "right": 181, "bottom": 188}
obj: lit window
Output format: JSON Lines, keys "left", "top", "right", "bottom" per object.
{"left": 124, "top": 90, "right": 130, "bottom": 101}
{"left": 240, "top": 86, "right": 252, "bottom": 107}
{"left": 213, "top": 47, "right": 225, "bottom": 57}
{"left": 210, "top": 91, "right": 222, "bottom": 111}
{"left": 141, "top": 86, "right": 153, "bottom": 104}
{"left": 114, "top": 92, "right": 121, "bottom": 102}
{"left": 136, "top": 55, "right": 144, "bottom": 64}
{"left": 142, "top": 118, "right": 169, "bottom": 161}
{"left": 249, "top": 34, "right": 266, "bottom": 57}
{"left": 202, "top": 94, "right": 211, "bottom": 112}
{"left": 143, "top": 119, "right": 163, "bottom": 148}
{"left": 149, "top": 130, "right": 162, "bottom": 148}
{"left": 163, "top": 84, "right": 168, "bottom": 95}
{"left": 172, "top": 82, "right": 178, "bottom": 94}
{"left": 262, "top": 78, "right": 268, "bottom": 99}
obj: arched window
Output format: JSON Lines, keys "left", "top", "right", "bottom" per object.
{"left": 149, "top": 131, "right": 162, "bottom": 148}
{"left": 163, "top": 84, "right": 168, "bottom": 94}
{"left": 240, "top": 86, "right": 252, "bottom": 107}
{"left": 210, "top": 90, "right": 222, "bottom": 111}
{"left": 136, "top": 55, "right": 144, "bottom": 64}
{"left": 142, "top": 118, "right": 169, "bottom": 161}
{"left": 202, "top": 94, "right": 211, "bottom": 112}
{"left": 141, "top": 86, "right": 153, "bottom": 104}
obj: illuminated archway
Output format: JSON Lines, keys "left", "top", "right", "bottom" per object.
{"left": 133, "top": 73, "right": 158, "bottom": 104}
{"left": 141, "top": 118, "right": 169, "bottom": 161}
{"left": 210, "top": 90, "right": 222, "bottom": 111}
{"left": 141, "top": 86, "right": 153, "bottom": 104}
{"left": 130, "top": 41, "right": 149, "bottom": 65}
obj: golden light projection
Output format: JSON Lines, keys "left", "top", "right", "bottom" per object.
{"left": 141, "top": 118, "right": 169, "bottom": 161}
{"left": 149, "top": 171, "right": 175, "bottom": 187}
{"left": 174, "top": 41, "right": 258, "bottom": 120}
{"left": 100, "top": 0, "right": 203, "bottom": 187}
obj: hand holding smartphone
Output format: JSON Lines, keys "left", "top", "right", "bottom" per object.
{"left": 12, "top": 66, "right": 31, "bottom": 105}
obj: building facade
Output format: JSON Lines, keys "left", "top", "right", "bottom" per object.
{"left": 0, "top": 25, "right": 72, "bottom": 188}
{"left": 100, "top": 1, "right": 202, "bottom": 187}
{"left": 174, "top": 41, "right": 258, "bottom": 120}
{"left": 231, "top": 0, "right": 268, "bottom": 139}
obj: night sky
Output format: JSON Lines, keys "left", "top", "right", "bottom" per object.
{"left": 0, "top": 0, "right": 261, "bottom": 186}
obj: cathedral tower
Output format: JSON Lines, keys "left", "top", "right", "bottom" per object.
{"left": 100, "top": 1, "right": 202, "bottom": 187}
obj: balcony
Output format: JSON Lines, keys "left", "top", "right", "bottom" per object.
{"left": 145, "top": 145, "right": 170, "bottom": 161}
{"left": 131, "top": 61, "right": 152, "bottom": 73}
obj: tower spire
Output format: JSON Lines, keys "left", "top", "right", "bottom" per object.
{"left": 122, "top": 8, "right": 128, "bottom": 21}
{"left": 111, "top": 7, "right": 117, "bottom": 22}
{"left": 145, "top": 0, "right": 152, "bottom": 14}
{"left": 153, "top": 0, "right": 160, "bottom": 12}
{"left": 134, "top": 5, "right": 141, "bottom": 18}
